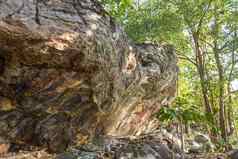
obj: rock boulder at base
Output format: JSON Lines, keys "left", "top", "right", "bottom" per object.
{"left": 0, "top": 0, "right": 178, "bottom": 152}
{"left": 228, "top": 149, "right": 238, "bottom": 159}
{"left": 188, "top": 133, "right": 214, "bottom": 154}
{"left": 56, "top": 134, "right": 183, "bottom": 159}
{"left": 194, "top": 134, "right": 210, "bottom": 144}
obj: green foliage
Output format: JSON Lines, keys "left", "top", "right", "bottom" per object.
{"left": 99, "top": 0, "right": 133, "bottom": 21}
{"left": 157, "top": 107, "right": 177, "bottom": 123}
{"left": 157, "top": 96, "right": 205, "bottom": 125}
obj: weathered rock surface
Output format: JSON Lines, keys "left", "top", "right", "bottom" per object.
{"left": 228, "top": 149, "right": 238, "bottom": 159}
{"left": 0, "top": 0, "right": 178, "bottom": 152}
{"left": 56, "top": 133, "right": 183, "bottom": 159}
{"left": 194, "top": 134, "right": 210, "bottom": 144}
{"left": 188, "top": 133, "right": 214, "bottom": 154}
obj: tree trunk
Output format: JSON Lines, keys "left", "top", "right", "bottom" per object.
{"left": 214, "top": 47, "right": 227, "bottom": 142}
{"left": 212, "top": 7, "right": 227, "bottom": 142}
{"left": 227, "top": 30, "right": 237, "bottom": 137}
{"left": 227, "top": 84, "right": 234, "bottom": 136}
{"left": 179, "top": 120, "right": 185, "bottom": 159}
{"left": 192, "top": 32, "right": 214, "bottom": 123}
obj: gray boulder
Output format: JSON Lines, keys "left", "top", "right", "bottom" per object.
{"left": 194, "top": 134, "right": 210, "bottom": 144}
{"left": 228, "top": 149, "right": 238, "bottom": 159}
{"left": 188, "top": 134, "right": 214, "bottom": 154}
{"left": 188, "top": 141, "right": 203, "bottom": 153}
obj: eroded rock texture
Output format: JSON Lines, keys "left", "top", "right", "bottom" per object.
{"left": 0, "top": 0, "right": 178, "bottom": 152}
{"left": 57, "top": 133, "right": 183, "bottom": 159}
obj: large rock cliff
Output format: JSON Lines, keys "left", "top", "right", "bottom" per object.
{"left": 0, "top": 0, "right": 178, "bottom": 152}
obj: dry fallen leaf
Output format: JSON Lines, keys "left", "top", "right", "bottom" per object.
{"left": 0, "top": 143, "right": 10, "bottom": 154}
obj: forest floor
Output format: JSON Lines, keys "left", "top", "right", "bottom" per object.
{"left": 0, "top": 150, "right": 229, "bottom": 159}
{"left": 186, "top": 153, "right": 227, "bottom": 159}
{"left": 0, "top": 150, "right": 54, "bottom": 159}
{"left": 0, "top": 134, "right": 230, "bottom": 159}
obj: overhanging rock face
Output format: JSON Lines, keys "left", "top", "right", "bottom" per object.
{"left": 0, "top": 0, "right": 178, "bottom": 152}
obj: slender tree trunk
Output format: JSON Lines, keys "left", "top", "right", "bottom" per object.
{"left": 179, "top": 120, "right": 185, "bottom": 159}
{"left": 205, "top": 63, "right": 217, "bottom": 121}
{"left": 214, "top": 47, "right": 227, "bottom": 142}
{"left": 192, "top": 32, "right": 214, "bottom": 122}
{"left": 212, "top": 6, "right": 227, "bottom": 142}
{"left": 185, "top": 122, "right": 189, "bottom": 134}
{"left": 183, "top": 0, "right": 215, "bottom": 138}
{"left": 227, "top": 84, "right": 234, "bottom": 136}
{"left": 227, "top": 30, "right": 237, "bottom": 136}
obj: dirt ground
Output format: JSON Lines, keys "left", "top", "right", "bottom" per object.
{"left": 0, "top": 150, "right": 54, "bottom": 159}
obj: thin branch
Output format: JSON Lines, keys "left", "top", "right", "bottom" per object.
{"left": 219, "top": 38, "right": 237, "bottom": 51}
{"left": 176, "top": 50, "right": 197, "bottom": 66}
{"left": 225, "top": 89, "right": 238, "bottom": 101}
{"left": 199, "top": 36, "right": 214, "bottom": 48}
{"left": 224, "top": 59, "right": 238, "bottom": 72}
{"left": 196, "top": 0, "right": 213, "bottom": 35}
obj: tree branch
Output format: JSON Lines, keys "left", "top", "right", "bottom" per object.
{"left": 196, "top": 0, "right": 213, "bottom": 35}
{"left": 176, "top": 50, "right": 197, "bottom": 66}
